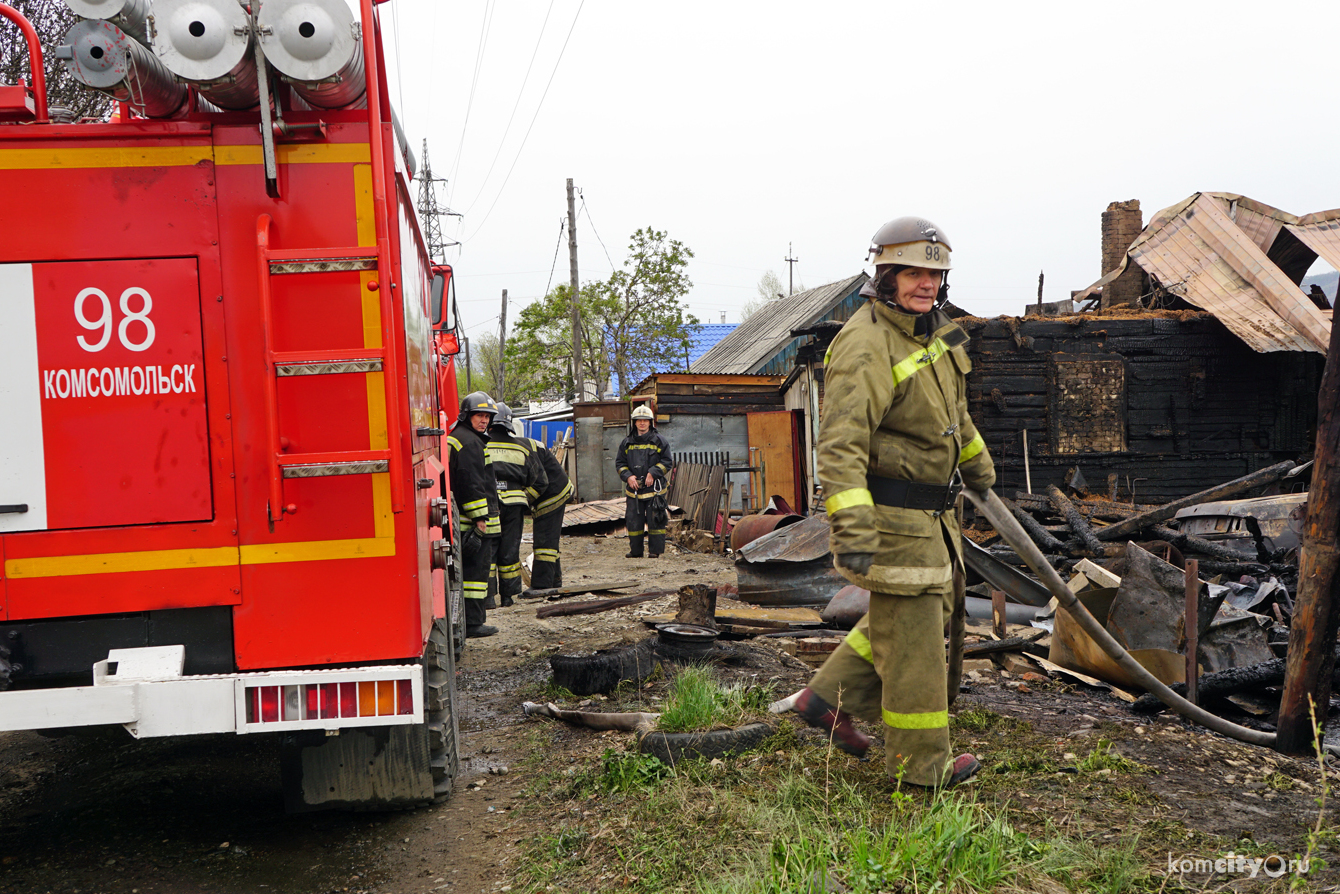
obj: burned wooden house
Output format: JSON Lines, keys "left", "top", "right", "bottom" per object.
{"left": 962, "top": 193, "right": 1334, "bottom": 502}
{"left": 959, "top": 310, "right": 1323, "bottom": 503}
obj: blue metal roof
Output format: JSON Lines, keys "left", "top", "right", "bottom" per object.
{"left": 685, "top": 323, "right": 737, "bottom": 366}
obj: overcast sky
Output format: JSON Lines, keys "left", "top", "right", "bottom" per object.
{"left": 375, "top": 0, "right": 1340, "bottom": 338}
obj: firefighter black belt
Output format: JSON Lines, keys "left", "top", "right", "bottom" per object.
{"left": 866, "top": 473, "right": 963, "bottom": 513}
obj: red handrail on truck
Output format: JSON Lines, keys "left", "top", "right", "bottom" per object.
{"left": 0, "top": 3, "right": 48, "bottom": 122}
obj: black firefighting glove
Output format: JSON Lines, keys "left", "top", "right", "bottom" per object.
{"left": 835, "top": 552, "right": 874, "bottom": 576}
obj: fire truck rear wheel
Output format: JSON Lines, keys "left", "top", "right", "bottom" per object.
{"left": 450, "top": 549, "right": 466, "bottom": 663}
{"left": 425, "top": 617, "right": 461, "bottom": 799}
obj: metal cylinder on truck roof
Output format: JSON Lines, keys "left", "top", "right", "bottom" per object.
{"left": 59, "top": 18, "right": 189, "bottom": 118}
{"left": 152, "top": 0, "right": 260, "bottom": 109}
{"left": 63, "top": 0, "right": 152, "bottom": 45}
{"left": 257, "top": 0, "right": 366, "bottom": 109}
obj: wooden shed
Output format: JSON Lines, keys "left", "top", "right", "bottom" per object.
{"left": 624, "top": 374, "right": 804, "bottom": 513}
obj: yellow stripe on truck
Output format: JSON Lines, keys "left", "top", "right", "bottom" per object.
{"left": 6, "top": 536, "right": 396, "bottom": 579}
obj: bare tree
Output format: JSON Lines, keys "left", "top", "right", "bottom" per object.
{"left": 742, "top": 270, "right": 802, "bottom": 320}
{"left": 1, "top": 0, "right": 112, "bottom": 120}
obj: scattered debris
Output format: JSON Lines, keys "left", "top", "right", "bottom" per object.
{"left": 534, "top": 590, "right": 673, "bottom": 619}
{"left": 521, "top": 579, "right": 640, "bottom": 600}
{"left": 522, "top": 701, "right": 660, "bottom": 732}
{"left": 734, "top": 515, "right": 846, "bottom": 606}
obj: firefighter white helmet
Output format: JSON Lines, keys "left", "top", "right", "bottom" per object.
{"left": 631, "top": 405, "right": 654, "bottom": 421}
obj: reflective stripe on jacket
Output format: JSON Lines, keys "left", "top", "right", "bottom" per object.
{"left": 486, "top": 434, "right": 547, "bottom": 508}
{"left": 448, "top": 421, "right": 500, "bottom": 534}
{"left": 817, "top": 292, "right": 995, "bottom": 595}
{"left": 530, "top": 438, "right": 573, "bottom": 517}
{"left": 615, "top": 429, "right": 672, "bottom": 500}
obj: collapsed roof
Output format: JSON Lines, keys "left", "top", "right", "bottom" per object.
{"left": 1077, "top": 193, "right": 1335, "bottom": 354}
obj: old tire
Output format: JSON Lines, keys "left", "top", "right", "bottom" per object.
{"left": 549, "top": 640, "right": 661, "bottom": 696}
{"left": 637, "top": 722, "right": 776, "bottom": 764}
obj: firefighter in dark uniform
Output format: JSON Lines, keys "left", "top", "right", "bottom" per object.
{"left": 791, "top": 216, "right": 996, "bottom": 788}
{"left": 485, "top": 403, "right": 546, "bottom": 606}
{"left": 615, "top": 404, "right": 672, "bottom": 558}
{"left": 526, "top": 433, "right": 573, "bottom": 591}
{"left": 446, "top": 391, "right": 502, "bottom": 638}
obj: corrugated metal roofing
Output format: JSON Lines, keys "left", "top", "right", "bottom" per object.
{"left": 692, "top": 274, "right": 869, "bottom": 374}
{"left": 561, "top": 497, "right": 626, "bottom": 528}
{"left": 1288, "top": 213, "right": 1340, "bottom": 280}
{"left": 1082, "top": 192, "right": 1333, "bottom": 354}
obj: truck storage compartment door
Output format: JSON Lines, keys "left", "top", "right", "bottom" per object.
{"left": 0, "top": 258, "right": 211, "bottom": 531}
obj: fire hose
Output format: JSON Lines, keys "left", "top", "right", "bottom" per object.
{"left": 963, "top": 488, "right": 1279, "bottom": 748}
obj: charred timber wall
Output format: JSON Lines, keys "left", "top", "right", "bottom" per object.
{"left": 961, "top": 314, "right": 1322, "bottom": 503}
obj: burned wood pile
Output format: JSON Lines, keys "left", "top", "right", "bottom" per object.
{"left": 960, "top": 459, "right": 1327, "bottom": 739}
{"left": 974, "top": 460, "right": 1306, "bottom": 580}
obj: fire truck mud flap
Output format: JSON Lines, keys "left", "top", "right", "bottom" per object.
{"left": 280, "top": 618, "right": 460, "bottom": 812}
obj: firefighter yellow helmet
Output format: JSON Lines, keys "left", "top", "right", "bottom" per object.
{"left": 868, "top": 217, "right": 952, "bottom": 270}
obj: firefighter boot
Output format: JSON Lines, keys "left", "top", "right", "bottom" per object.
{"left": 895, "top": 754, "right": 981, "bottom": 789}
{"left": 946, "top": 754, "right": 981, "bottom": 787}
{"left": 466, "top": 624, "right": 498, "bottom": 638}
{"left": 792, "top": 687, "right": 870, "bottom": 757}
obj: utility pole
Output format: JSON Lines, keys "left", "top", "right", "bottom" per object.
{"left": 566, "top": 179, "right": 585, "bottom": 402}
{"left": 1276, "top": 312, "right": 1340, "bottom": 753}
{"left": 497, "top": 288, "right": 508, "bottom": 403}
{"left": 784, "top": 243, "right": 799, "bottom": 296}
{"left": 463, "top": 336, "right": 472, "bottom": 391}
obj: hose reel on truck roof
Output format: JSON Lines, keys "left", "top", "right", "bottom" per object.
{"left": 63, "top": 0, "right": 371, "bottom": 113}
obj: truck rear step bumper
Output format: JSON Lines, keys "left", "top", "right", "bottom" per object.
{"left": 0, "top": 645, "right": 423, "bottom": 738}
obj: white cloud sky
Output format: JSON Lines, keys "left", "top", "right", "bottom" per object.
{"left": 375, "top": 0, "right": 1340, "bottom": 336}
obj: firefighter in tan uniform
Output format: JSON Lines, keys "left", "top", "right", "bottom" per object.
{"left": 792, "top": 217, "right": 996, "bottom": 788}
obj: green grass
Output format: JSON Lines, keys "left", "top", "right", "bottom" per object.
{"left": 1033, "top": 830, "right": 1151, "bottom": 894}
{"left": 952, "top": 707, "right": 1019, "bottom": 733}
{"left": 1076, "top": 740, "right": 1145, "bottom": 774}
{"left": 655, "top": 666, "right": 773, "bottom": 733}
{"left": 506, "top": 673, "right": 1276, "bottom": 893}
{"left": 509, "top": 736, "right": 1185, "bottom": 894}
{"left": 599, "top": 748, "right": 672, "bottom": 793}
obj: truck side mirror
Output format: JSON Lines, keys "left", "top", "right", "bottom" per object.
{"left": 431, "top": 265, "right": 458, "bottom": 333}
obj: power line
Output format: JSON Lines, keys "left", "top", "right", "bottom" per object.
{"left": 461, "top": 0, "right": 557, "bottom": 216}
{"left": 462, "top": 0, "right": 584, "bottom": 243}
{"left": 389, "top": 0, "right": 405, "bottom": 138}
{"left": 446, "top": 0, "right": 496, "bottom": 208}
{"left": 464, "top": 314, "right": 501, "bottom": 333}
{"left": 578, "top": 189, "right": 615, "bottom": 270}
{"left": 544, "top": 217, "right": 566, "bottom": 299}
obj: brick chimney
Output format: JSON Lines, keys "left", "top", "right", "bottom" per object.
{"left": 1100, "top": 199, "right": 1143, "bottom": 309}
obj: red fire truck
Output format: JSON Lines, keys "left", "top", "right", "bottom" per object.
{"left": 0, "top": 0, "right": 465, "bottom": 810}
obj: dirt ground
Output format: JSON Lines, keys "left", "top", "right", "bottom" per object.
{"left": 2, "top": 529, "right": 1338, "bottom": 893}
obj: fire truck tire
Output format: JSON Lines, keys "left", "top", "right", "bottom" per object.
{"left": 450, "top": 549, "right": 466, "bottom": 664}
{"left": 425, "top": 616, "right": 461, "bottom": 799}
{"left": 277, "top": 619, "right": 460, "bottom": 812}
